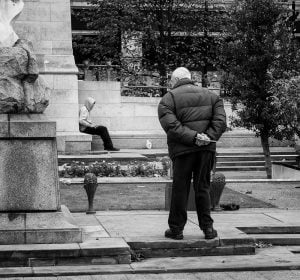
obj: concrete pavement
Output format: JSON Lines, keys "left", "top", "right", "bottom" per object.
{"left": 74, "top": 208, "right": 300, "bottom": 245}
{"left": 2, "top": 270, "right": 300, "bottom": 279}
{"left": 2, "top": 208, "right": 300, "bottom": 277}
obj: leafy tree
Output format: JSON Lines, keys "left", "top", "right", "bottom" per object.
{"left": 72, "top": 0, "right": 226, "bottom": 93}
{"left": 219, "top": 0, "right": 300, "bottom": 178}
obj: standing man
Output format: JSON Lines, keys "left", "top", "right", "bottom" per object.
{"left": 158, "top": 67, "right": 226, "bottom": 240}
{"left": 79, "top": 97, "right": 119, "bottom": 151}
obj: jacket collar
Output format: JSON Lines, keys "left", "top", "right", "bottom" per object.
{"left": 172, "top": 78, "right": 194, "bottom": 89}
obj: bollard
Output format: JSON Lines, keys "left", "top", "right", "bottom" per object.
{"left": 83, "top": 172, "right": 98, "bottom": 214}
{"left": 210, "top": 172, "right": 226, "bottom": 211}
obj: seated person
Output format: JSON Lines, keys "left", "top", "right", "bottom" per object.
{"left": 79, "top": 97, "right": 119, "bottom": 151}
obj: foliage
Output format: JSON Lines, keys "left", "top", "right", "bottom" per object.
{"left": 121, "top": 86, "right": 164, "bottom": 97}
{"left": 59, "top": 157, "right": 171, "bottom": 178}
{"left": 72, "top": 0, "right": 227, "bottom": 89}
{"left": 218, "top": 0, "right": 300, "bottom": 178}
{"left": 220, "top": 0, "right": 300, "bottom": 135}
{"left": 266, "top": 76, "right": 300, "bottom": 141}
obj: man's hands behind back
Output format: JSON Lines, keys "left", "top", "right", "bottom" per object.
{"left": 195, "top": 133, "right": 212, "bottom": 146}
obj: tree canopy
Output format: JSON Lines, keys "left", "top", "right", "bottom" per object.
{"left": 72, "top": 0, "right": 227, "bottom": 88}
{"left": 219, "top": 0, "right": 300, "bottom": 177}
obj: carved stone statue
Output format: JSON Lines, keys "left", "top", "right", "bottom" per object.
{"left": 0, "top": 0, "right": 24, "bottom": 48}
{"left": 0, "top": 0, "right": 50, "bottom": 113}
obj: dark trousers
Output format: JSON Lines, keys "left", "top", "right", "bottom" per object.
{"left": 82, "top": 126, "right": 113, "bottom": 149}
{"left": 169, "top": 151, "right": 215, "bottom": 232}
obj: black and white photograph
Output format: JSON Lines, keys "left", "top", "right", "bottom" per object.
{"left": 0, "top": 0, "right": 299, "bottom": 279}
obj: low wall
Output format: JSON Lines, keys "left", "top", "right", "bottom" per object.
{"left": 78, "top": 81, "right": 293, "bottom": 149}
{"left": 78, "top": 81, "right": 163, "bottom": 134}
{"left": 78, "top": 81, "right": 234, "bottom": 133}
{"left": 272, "top": 163, "right": 300, "bottom": 180}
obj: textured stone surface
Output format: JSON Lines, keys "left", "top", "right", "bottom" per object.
{"left": 25, "top": 212, "right": 82, "bottom": 244}
{"left": 0, "top": 210, "right": 82, "bottom": 245}
{"left": 0, "top": 40, "right": 50, "bottom": 113}
{"left": 0, "top": 117, "right": 59, "bottom": 211}
{"left": 0, "top": 139, "right": 59, "bottom": 211}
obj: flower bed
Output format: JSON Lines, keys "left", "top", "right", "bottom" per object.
{"left": 59, "top": 157, "right": 171, "bottom": 178}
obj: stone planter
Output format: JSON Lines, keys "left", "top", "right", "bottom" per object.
{"left": 210, "top": 172, "right": 226, "bottom": 211}
{"left": 83, "top": 173, "right": 98, "bottom": 214}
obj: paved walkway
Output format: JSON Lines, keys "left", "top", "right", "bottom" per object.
{"left": 73, "top": 208, "right": 300, "bottom": 241}
{"left": 5, "top": 270, "right": 300, "bottom": 279}
{"left": 1, "top": 209, "right": 300, "bottom": 277}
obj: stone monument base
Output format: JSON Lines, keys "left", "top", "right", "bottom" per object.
{"left": 0, "top": 114, "right": 82, "bottom": 244}
{"left": 0, "top": 205, "right": 82, "bottom": 244}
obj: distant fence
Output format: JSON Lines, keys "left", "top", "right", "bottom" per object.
{"left": 76, "top": 64, "right": 221, "bottom": 97}
{"left": 121, "top": 86, "right": 168, "bottom": 97}
{"left": 77, "top": 64, "right": 121, "bottom": 81}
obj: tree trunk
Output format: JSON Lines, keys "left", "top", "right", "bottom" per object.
{"left": 260, "top": 132, "right": 272, "bottom": 179}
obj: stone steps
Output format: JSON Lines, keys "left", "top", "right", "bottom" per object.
{"left": 251, "top": 234, "right": 300, "bottom": 245}
{"left": 0, "top": 238, "right": 131, "bottom": 267}
{"left": 126, "top": 236, "right": 255, "bottom": 258}
{"left": 218, "top": 160, "right": 296, "bottom": 166}
{"left": 237, "top": 226, "right": 300, "bottom": 246}
{"left": 0, "top": 237, "right": 255, "bottom": 267}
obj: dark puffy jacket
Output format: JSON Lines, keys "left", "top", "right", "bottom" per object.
{"left": 158, "top": 78, "right": 227, "bottom": 159}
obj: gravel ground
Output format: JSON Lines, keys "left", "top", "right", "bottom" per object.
{"left": 227, "top": 182, "right": 300, "bottom": 209}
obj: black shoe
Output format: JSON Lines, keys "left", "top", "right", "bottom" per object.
{"left": 203, "top": 227, "right": 218, "bottom": 239}
{"left": 165, "top": 229, "right": 183, "bottom": 240}
{"left": 105, "top": 147, "right": 120, "bottom": 151}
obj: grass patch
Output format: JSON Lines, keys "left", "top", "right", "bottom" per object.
{"left": 60, "top": 183, "right": 275, "bottom": 212}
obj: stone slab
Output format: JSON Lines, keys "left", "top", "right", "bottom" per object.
{"left": 0, "top": 114, "right": 56, "bottom": 139}
{"left": 65, "top": 141, "right": 91, "bottom": 153}
{"left": 130, "top": 247, "right": 300, "bottom": 273}
{"left": 237, "top": 226, "right": 300, "bottom": 234}
{"left": 251, "top": 234, "right": 300, "bottom": 245}
{"left": 96, "top": 214, "right": 201, "bottom": 238}
{"left": 9, "top": 121, "right": 56, "bottom": 138}
{"left": 131, "top": 245, "right": 255, "bottom": 258}
{"left": 125, "top": 237, "right": 219, "bottom": 249}
{"left": 0, "top": 243, "right": 80, "bottom": 259}
{"left": 0, "top": 237, "right": 131, "bottom": 266}
{"left": 25, "top": 212, "right": 82, "bottom": 244}
{"left": 79, "top": 238, "right": 130, "bottom": 257}
{"left": 0, "top": 210, "right": 82, "bottom": 245}
{"left": 188, "top": 213, "right": 282, "bottom": 227}
{"left": 264, "top": 212, "right": 300, "bottom": 225}
{"left": 33, "top": 264, "right": 132, "bottom": 277}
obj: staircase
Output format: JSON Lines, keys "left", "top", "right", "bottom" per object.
{"left": 214, "top": 147, "right": 298, "bottom": 179}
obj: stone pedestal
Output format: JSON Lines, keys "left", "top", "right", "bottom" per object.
{"left": 0, "top": 114, "right": 82, "bottom": 244}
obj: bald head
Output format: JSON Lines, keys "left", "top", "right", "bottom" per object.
{"left": 170, "top": 67, "right": 191, "bottom": 88}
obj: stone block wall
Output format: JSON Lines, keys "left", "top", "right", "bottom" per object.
{"left": 13, "top": 0, "right": 80, "bottom": 136}
{"left": 78, "top": 81, "right": 266, "bottom": 149}
{"left": 78, "top": 81, "right": 163, "bottom": 135}
{"left": 78, "top": 81, "right": 235, "bottom": 135}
